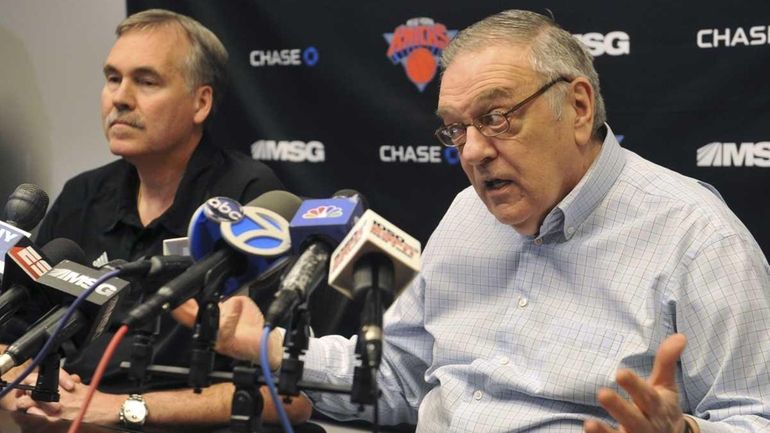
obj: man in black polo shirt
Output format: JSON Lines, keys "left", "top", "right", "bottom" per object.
{"left": 0, "top": 9, "right": 312, "bottom": 428}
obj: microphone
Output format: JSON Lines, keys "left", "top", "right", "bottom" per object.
{"left": 0, "top": 184, "right": 49, "bottom": 279}
{"left": 0, "top": 238, "right": 86, "bottom": 327}
{"left": 0, "top": 307, "right": 85, "bottom": 376}
{"left": 3, "top": 183, "right": 49, "bottom": 231}
{"left": 264, "top": 190, "right": 366, "bottom": 327}
{"left": 104, "top": 255, "right": 194, "bottom": 279}
{"left": 327, "top": 209, "right": 421, "bottom": 368}
{"left": 0, "top": 260, "right": 129, "bottom": 376}
{"left": 123, "top": 191, "right": 301, "bottom": 326}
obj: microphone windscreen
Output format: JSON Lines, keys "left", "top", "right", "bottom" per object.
{"left": 332, "top": 189, "right": 369, "bottom": 211}
{"left": 39, "top": 238, "right": 86, "bottom": 266}
{"left": 245, "top": 190, "right": 303, "bottom": 221}
{"left": 4, "top": 184, "right": 49, "bottom": 231}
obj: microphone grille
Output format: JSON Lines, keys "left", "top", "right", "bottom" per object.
{"left": 245, "top": 190, "right": 303, "bottom": 221}
{"left": 40, "top": 237, "right": 87, "bottom": 265}
{"left": 333, "top": 189, "right": 368, "bottom": 210}
{"left": 5, "top": 183, "right": 50, "bottom": 231}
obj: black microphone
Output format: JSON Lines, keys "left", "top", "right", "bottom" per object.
{"left": 104, "top": 255, "right": 194, "bottom": 279}
{"left": 123, "top": 191, "right": 302, "bottom": 327}
{"left": 0, "top": 260, "right": 129, "bottom": 376}
{"left": 0, "top": 238, "right": 86, "bottom": 327}
{"left": 0, "top": 184, "right": 50, "bottom": 282}
{"left": 3, "top": 183, "right": 49, "bottom": 231}
{"left": 0, "top": 307, "right": 86, "bottom": 376}
{"left": 264, "top": 190, "right": 366, "bottom": 327}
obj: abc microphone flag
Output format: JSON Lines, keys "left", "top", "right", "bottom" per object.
{"left": 328, "top": 209, "right": 421, "bottom": 299}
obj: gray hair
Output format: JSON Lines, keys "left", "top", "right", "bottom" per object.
{"left": 441, "top": 10, "right": 606, "bottom": 135}
{"left": 117, "top": 9, "right": 229, "bottom": 115}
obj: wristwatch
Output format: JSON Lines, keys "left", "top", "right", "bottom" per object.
{"left": 119, "top": 394, "right": 148, "bottom": 428}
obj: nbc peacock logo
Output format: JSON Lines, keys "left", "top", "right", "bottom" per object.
{"left": 303, "top": 205, "right": 344, "bottom": 219}
{"left": 383, "top": 17, "right": 457, "bottom": 92}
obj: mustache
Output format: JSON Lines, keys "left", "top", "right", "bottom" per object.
{"left": 104, "top": 110, "right": 145, "bottom": 129}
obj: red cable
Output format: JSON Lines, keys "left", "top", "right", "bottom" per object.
{"left": 67, "top": 324, "right": 130, "bottom": 433}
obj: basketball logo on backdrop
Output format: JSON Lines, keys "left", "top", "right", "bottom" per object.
{"left": 383, "top": 17, "right": 457, "bottom": 92}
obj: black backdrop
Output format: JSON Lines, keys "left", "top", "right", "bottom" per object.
{"left": 127, "top": 1, "right": 770, "bottom": 260}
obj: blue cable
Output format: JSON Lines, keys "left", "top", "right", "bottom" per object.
{"left": 260, "top": 326, "right": 294, "bottom": 433}
{"left": 0, "top": 269, "right": 122, "bottom": 399}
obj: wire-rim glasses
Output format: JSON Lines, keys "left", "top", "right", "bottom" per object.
{"left": 434, "top": 76, "right": 570, "bottom": 148}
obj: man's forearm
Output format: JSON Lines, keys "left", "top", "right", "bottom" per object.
{"left": 143, "top": 383, "right": 312, "bottom": 426}
{"left": 144, "top": 383, "right": 233, "bottom": 426}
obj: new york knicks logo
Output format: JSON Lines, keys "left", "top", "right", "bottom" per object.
{"left": 383, "top": 17, "right": 457, "bottom": 92}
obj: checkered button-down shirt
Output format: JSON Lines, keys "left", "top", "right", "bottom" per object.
{"left": 303, "top": 126, "right": 770, "bottom": 433}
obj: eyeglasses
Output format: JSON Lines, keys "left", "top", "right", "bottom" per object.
{"left": 434, "top": 77, "right": 570, "bottom": 148}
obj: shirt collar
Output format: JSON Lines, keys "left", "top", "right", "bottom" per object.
{"left": 105, "top": 133, "right": 220, "bottom": 237}
{"left": 159, "top": 133, "right": 220, "bottom": 236}
{"left": 537, "top": 124, "right": 626, "bottom": 242}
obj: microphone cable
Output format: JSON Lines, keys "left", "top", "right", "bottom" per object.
{"left": 66, "top": 324, "right": 129, "bottom": 433}
{"left": 0, "top": 269, "right": 121, "bottom": 400}
{"left": 260, "top": 326, "right": 294, "bottom": 433}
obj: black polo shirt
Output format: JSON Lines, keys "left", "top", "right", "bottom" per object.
{"left": 34, "top": 134, "right": 283, "bottom": 393}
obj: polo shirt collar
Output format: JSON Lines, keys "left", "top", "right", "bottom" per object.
{"left": 104, "top": 133, "right": 220, "bottom": 237}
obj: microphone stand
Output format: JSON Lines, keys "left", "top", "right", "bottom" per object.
{"left": 128, "top": 313, "right": 160, "bottom": 387}
{"left": 189, "top": 263, "right": 231, "bottom": 392}
{"left": 230, "top": 361, "right": 264, "bottom": 433}
{"left": 30, "top": 350, "right": 62, "bottom": 402}
{"left": 278, "top": 304, "right": 309, "bottom": 398}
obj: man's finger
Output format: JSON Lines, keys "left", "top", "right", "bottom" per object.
{"left": 583, "top": 419, "right": 619, "bottom": 433}
{"left": 596, "top": 388, "right": 648, "bottom": 432}
{"left": 616, "top": 368, "right": 663, "bottom": 417}
{"left": 219, "top": 297, "right": 246, "bottom": 339}
{"left": 649, "top": 333, "right": 687, "bottom": 389}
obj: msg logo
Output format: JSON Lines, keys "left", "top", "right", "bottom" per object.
{"left": 573, "top": 31, "right": 630, "bottom": 56}
{"left": 697, "top": 142, "right": 770, "bottom": 167}
{"left": 251, "top": 140, "right": 325, "bottom": 163}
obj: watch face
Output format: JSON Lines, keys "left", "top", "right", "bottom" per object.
{"left": 123, "top": 400, "right": 148, "bottom": 423}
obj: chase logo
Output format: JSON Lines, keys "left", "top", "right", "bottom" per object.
{"left": 203, "top": 197, "right": 244, "bottom": 223}
{"left": 697, "top": 26, "right": 770, "bottom": 48}
{"left": 220, "top": 206, "right": 291, "bottom": 257}
{"left": 380, "top": 145, "right": 460, "bottom": 165}
{"left": 697, "top": 142, "right": 770, "bottom": 167}
{"left": 249, "top": 46, "right": 319, "bottom": 67}
{"left": 383, "top": 17, "right": 457, "bottom": 92}
{"left": 303, "top": 205, "right": 343, "bottom": 219}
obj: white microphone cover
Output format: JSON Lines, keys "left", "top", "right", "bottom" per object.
{"left": 328, "top": 209, "right": 421, "bottom": 299}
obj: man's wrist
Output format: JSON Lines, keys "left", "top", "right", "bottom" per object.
{"left": 119, "top": 394, "right": 149, "bottom": 428}
{"left": 682, "top": 415, "right": 699, "bottom": 433}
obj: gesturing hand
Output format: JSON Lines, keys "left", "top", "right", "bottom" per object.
{"left": 215, "top": 296, "right": 284, "bottom": 370}
{"left": 584, "top": 333, "right": 697, "bottom": 433}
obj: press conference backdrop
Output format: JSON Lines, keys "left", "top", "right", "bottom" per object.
{"left": 120, "top": 0, "right": 770, "bottom": 258}
{"left": 1, "top": 1, "right": 768, "bottom": 257}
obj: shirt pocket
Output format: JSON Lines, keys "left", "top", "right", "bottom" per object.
{"left": 492, "top": 320, "right": 625, "bottom": 405}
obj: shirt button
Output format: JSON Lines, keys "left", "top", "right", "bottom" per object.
{"left": 533, "top": 238, "right": 543, "bottom": 246}
{"left": 567, "top": 226, "right": 576, "bottom": 235}
{"left": 473, "top": 390, "right": 483, "bottom": 400}
{"left": 518, "top": 297, "right": 528, "bottom": 308}
{"left": 499, "top": 356, "right": 509, "bottom": 365}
